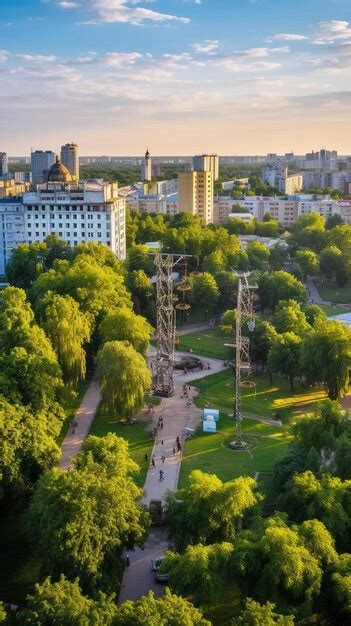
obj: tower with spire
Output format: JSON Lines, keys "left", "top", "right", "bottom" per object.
{"left": 141, "top": 147, "right": 152, "bottom": 181}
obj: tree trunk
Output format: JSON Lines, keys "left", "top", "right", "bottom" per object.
{"left": 290, "top": 373, "right": 294, "bottom": 393}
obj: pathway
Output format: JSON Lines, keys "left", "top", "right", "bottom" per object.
{"left": 305, "top": 275, "right": 325, "bottom": 304}
{"left": 59, "top": 378, "right": 101, "bottom": 470}
{"left": 119, "top": 354, "right": 230, "bottom": 603}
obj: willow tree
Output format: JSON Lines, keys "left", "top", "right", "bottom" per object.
{"left": 97, "top": 340, "right": 151, "bottom": 421}
{"left": 43, "top": 293, "right": 91, "bottom": 388}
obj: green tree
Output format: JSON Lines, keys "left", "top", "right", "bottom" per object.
{"left": 165, "top": 542, "right": 234, "bottom": 605}
{"left": 257, "top": 271, "right": 307, "bottom": 312}
{"left": 0, "top": 397, "right": 62, "bottom": 498}
{"left": 249, "top": 320, "right": 277, "bottom": 371}
{"left": 273, "top": 300, "right": 310, "bottom": 336}
{"left": 267, "top": 332, "right": 301, "bottom": 391}
{"left": 189, "top": 273, "right": 219, "bottom": 312}
{"left": 294, "top": 249, "right": 319, "bottom": 280}
{"left": 269, "top": 245, "right": 288, "bottom": 271}
{"left": 215, "top": 271, "right": 238, "bottom": 309}
{"left": 26, "top": 434, "right": 149, "bottom": 589}
{"left": 233, "top": 598, "right": 294, "bottom": 625}
{"left": 203, "top": 250, "right": 228, "bottom": 274}
{"left": 17, "top": 576, "right": 117, "bottom": 625}
{"left": 42, "top": 293, "right": 91, "bottom": 388}
{"left": 115, "top": 589, "right": 210, "bottom": 625}
{"left": 246, "top": 242, "right": 270, "bottom": 271}
{"left": 126, "top": 244, "right": 155, "bottom": 276}
{"left": 97, "top": 341, "right": 151, "bottom": 421}
{"left": 99, "top": 308, "right": 153, "bottom": 356}
{"left": 303, "top": 304, "right": 327, "bottom": 327}
{"left": 6, "top": 242, "right": 47, "bottom": 289}
{"left": 301, "top": 321, "right": 351, "bottom": 399}
{"left": 319, "top": 246, "right": 343, "bottom": 280}
{"left": 166, "top": 470, "right": 262, "bottom": 551}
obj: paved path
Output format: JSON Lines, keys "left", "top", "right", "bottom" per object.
{"left": 59, "top": 378, "right": 101, "bottom": 470}
{"left": 305, "top": 275, "right": 325, "bottom": 304}
{"left": 119, "top": 352, "right": 230, "bottom": 603}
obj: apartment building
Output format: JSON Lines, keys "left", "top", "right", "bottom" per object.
{"left": 178, "top": 170, "right": 213, "bottom": 224}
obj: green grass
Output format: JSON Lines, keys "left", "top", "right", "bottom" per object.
{"left": 57, "top": 380, "right": 90, "bottom": 444}
{"left": 90, "top": 405, "right": 155, "bottom": 487}
{"left": 178, "top": 327, "right": 232, "bottom": 360}
{"left": 178, "top": 370, "right": 327, "bottom": 491}
{"left": 315, "top": 278, "right": 351, "bottom": 304}
{"left": 313, "top": 303, "right": 349, "bottom": 317}
{"left": 0, "top": 508, "right": 43, "bottom": 605}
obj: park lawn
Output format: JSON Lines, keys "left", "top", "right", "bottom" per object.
{"left": 315, "top": 278, "right": 351, "bottom": 304}
{"left": 90, "top": 405, "right": 155, "bottom": 487}
{"left": 178, "top": 370, "right": 326, "bottom": 491}
{"left": 0, "top": 508, "right": 43, "bottom": 605}
{"left": 178, "top": 327, "right": 232, "bottom": 360}
{"left": 313, "top": 303, "right": 349, "bottom": 317}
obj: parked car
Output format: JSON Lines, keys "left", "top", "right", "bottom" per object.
{"left": 151, "top": 556, "right": 169, "bottom": 582}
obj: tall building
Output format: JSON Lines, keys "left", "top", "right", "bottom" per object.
{"left": 31, "top": 150, "right": 55, "bottom": 184}
{"left": 193, "top": 153, "right": 219, "bottom": 181}
{"left": 61, "top": 143, "right": 79, "bottom": 180}
{"left": 21, "top": 158, "right": 126, "bottom": 259}
{"left": 0, "top": 152, "right": 8, "bottom": 177}
{"left": 141, "top": 148, "right": 152, "bottom": 181}
{"left": 0, "top": 197, "right": 26, "bottom": 274}
{"left": 178, "top": 170, "right": 213, "bottom": 224}
{"left": 262, "top": 165, "right": 302, "bottom": 194}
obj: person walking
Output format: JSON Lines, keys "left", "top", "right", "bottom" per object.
{"left": 152, "top": 456, "right": 155, "bottom": 467}
{"left": 126, "top": 553, "right": 130, "bottom": 567}
{"left": 159, "top": 469, "right": 164, "bottom": 481}
{"left": 144, "top": 452, "right": 148, "bottom": 462}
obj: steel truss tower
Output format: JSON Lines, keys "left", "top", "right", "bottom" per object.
{"left": 233, "top": 272, "right": 257, "bottom": 447}
{"left": 154, "top": 253, "right": 191, "bottom": 397}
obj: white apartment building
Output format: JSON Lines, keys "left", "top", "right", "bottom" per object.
{"left": 23, "top": 180, "right": 126, "bottom": 259}
{"left": 135, "top": 193, "right": 179, "bottom": 216}
{"left": 262, "top": 165, "right": 303, "bottom": 194}
{"left": 0, "top": 198, "right": 26, "bottom": 274}
{"left": 31, "top": 150, "right": 56, "bottom": 184}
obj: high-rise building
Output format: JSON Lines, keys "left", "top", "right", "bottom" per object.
{"left": 193, "top": 154, "right": 219, "bottom": 181}
{"left": 141, "top": 148, "right": 152, "bottom": 181}
{"left": 178, "top": 170, "right": 213, "bottom": 224}
{"left": 31, "top": 150, "right": 56, "bottom": 184}
{"left": 61, "top": 143, "right": 79, "bottom": 180}
{"left": 0, "top": 152, "right": 8, "bottom": 177}
{"left": 0, "top": 197, "right": 26, "bottom": 274}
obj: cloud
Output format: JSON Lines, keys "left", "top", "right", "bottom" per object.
{"left": 103, "top": 51, "right": 142, "bottom": 66}
{"left": 313, "top": 20, "right": 351, "bottom": 44}
{"left": 267, "top": 33, "right": 308, "bottom": 42}
{"left": 59, "top": 0, "right": 190, "bottom": 25}
{"left": 16, "top": 54, "right": 58, "bottom": 63}
{"left": 58, "top": 1, "right": 81, "bottom": 7}
{"left": 192, "top": 40, "right": 219, "bottom": 54}
{"left": 0, "top": 50, "right": 9, "bottom": 62}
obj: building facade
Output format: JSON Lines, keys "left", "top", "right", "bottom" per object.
{"left": 262, "top": 165, "right": 303, "bottom": 194}
{"left": 0, "top": 152, "right": 8, "bottom": 177}
{"left": 193, "top": 154, "right": 219, "bottom": 181}
{"left": 178, "top": 170, "right": 213, "bottom": 224}
{"left": 31, "top": 150, "right": 56, "bottom": 184}
{"left": 0, "top": 198, "right": 26, "bottom": 274}
{"left": 141, "top": 148, "right": 152, "bottom": 181}
{"left": 61, "top": 143, "right": 79, "bottom": 180}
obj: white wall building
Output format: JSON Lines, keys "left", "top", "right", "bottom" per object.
{"left": 31, "top": 150, "right": 56, "bottom": 184}
{"left": 0, "top": 198, "right": 26, "bottom": 274}
{"left": 262, "top": 165, "right": 303, "bottom": 194}
{"left": 141, "top": 148, "right": 152, "bottom": 181}
{"left": 193, "top": 154, "right": 219, "bottom": 181}
{"left": 23, "top": 180, "right": 126, "bottom": 259}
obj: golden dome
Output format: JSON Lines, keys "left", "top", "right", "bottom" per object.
{"left": 47, "top": 156, "right": 72, "bottom": 183}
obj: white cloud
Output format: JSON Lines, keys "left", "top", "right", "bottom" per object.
{"left": 59, "top": 0, "right": 190, "bottom": 25}
{"left": 103, "top": 51, "right": 142, "bottom": 66}
{"left": 267, "top": 33, "right": 307, "bottom": 42}
{"left": 192, "top": 40, "right": 219, "bottom": 54}
{"left": 314, "top": 20, "right": 351, "bottom": 44}
{"left": 0, "top": 50, "right": 9, "bottom": 62}
{"left": 16, "top": 54, "right": 58, "bottom": 63}
{"left": 58, "top": 1, "right": 81, "bottom": 8}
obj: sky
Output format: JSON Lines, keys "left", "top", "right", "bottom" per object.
{"left": 1, "top": 0, "right": 351, "bottom": 155}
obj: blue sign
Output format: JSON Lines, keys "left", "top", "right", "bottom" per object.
{"left": 203, "top": 408, "right": 219, "bottom": 422}
{"left": 203, "top": 418, "right": 217, "bottom": 433}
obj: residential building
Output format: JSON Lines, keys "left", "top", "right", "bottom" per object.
{"left": 61, "top": 143, "right": 79, "bottom": 180}
{"left": 0, "top": 152, "right": 8, "bottom": 177}
{"left": 0, "top": 197, "right": 26, "bottom": 274}
{"left": 14, "top": 171, "right": 32, "bottom": 184}
{"left": 0, "top": 179, "right": 30, "bottom": 198}
{"left": 22, "top": 158, "right": 126, "bottom": 259}
{"left": 262, "top": 165, "right": 303, "bottom": 194}
{"left": 138, "top": 193, "right": 178, "bottom": 216}
{"left": 222, "top": 178, "right": 249, "bottom": 191}
{"left": 141, "top": 148, "right": 152, "bottom": 181}
{"left": 178, "top": 170, "right": 213, "bottom": 224}
{"left": 31, "top": 150, "right": 56, "bottom": 184}
{"left": 193, "top": 153, "right": 219, "bottom": 181}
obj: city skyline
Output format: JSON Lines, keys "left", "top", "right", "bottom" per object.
{"left": 1, "top": 0, "right": 351, "bottom": 154}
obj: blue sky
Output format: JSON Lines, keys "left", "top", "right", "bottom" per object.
{"left": 1, "top": 0, "right": 351, "bottom": 154}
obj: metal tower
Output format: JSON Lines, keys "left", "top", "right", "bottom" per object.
{"left": 153, "top": 253, "right": 191, "bottom": 397}
{"left": 233, "top": 272, "right": 257, "bottom": 448}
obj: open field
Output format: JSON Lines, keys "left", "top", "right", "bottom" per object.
{"left": 315, "top": 303, "right": 349, "bottom": 316}
{"left": 315, "top": 278, "right": 351, "bottom": 304}
{"left": 90, "top": 405, "right": 155, "bottom": 487}
{"left": 178, "top": 327, "right": 232, "bottom": 360}
{"left": 179, "top": 370, "right": 327, "bottom": 491}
